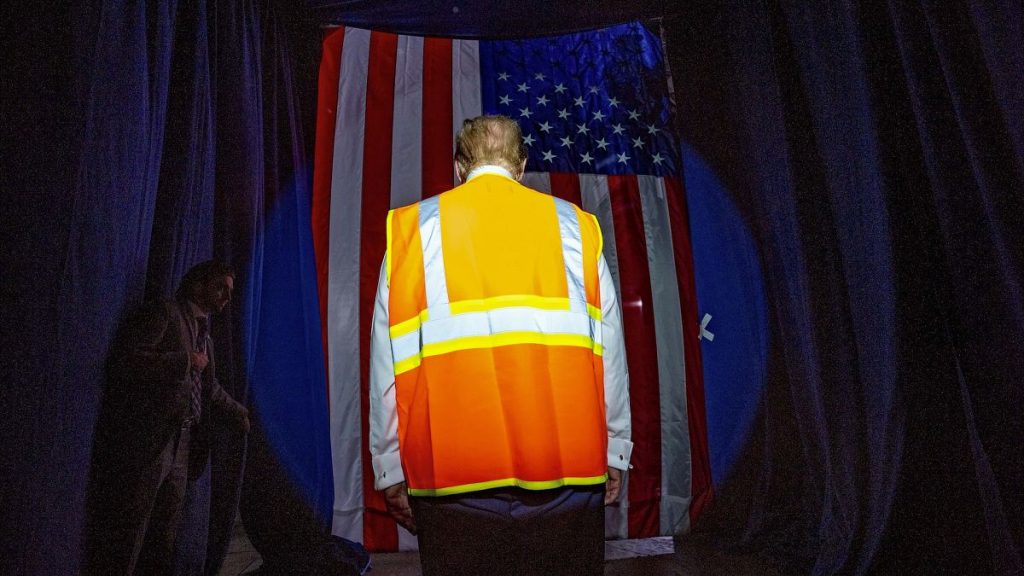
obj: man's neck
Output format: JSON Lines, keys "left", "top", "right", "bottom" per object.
{"left": 185, "top": 298, "right": 208, "bottom": 319}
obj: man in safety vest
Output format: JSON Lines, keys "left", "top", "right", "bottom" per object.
{"left": 369, "top": 114, "right": 633, "bottom": 575}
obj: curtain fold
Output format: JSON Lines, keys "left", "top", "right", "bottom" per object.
{"left": 1, "top": 1, "right": 329, "bottom": 573}
{"left": 3, "top": 1, "right": 180, "bottom": 572}
{"left": 664, "top": 1, "right": 1023, "bottom": 573}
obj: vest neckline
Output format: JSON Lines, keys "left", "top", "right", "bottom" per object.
{"left": 465, "top": 165, "right": 514, "bottom": 182}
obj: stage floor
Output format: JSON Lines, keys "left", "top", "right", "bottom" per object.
{"left": 219, "top": 520, "right": 782, "bottom": 575}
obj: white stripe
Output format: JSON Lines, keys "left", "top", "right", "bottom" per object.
{"left": 328, "top": 27, "right": 370, "bottom": 542}
{"left": 418, "top": 197, "right": 450, "bottom": 317}
{"left": 391, "top": 35, "right": 427, "bottom": 553}
{"left": 579, "top": 174, "right": 623, "bottom": 304}
{"left": 452, "top": 39, "right": 482, "bottom": 185}
{"left": 520, "top": 171, "right": 552, "bottom": 194}
{"left": 390, "top": 35, "right": 424, "bottom": 210}
{"left": 580, "top": 173, "right": 628, "bottom": 540}
{"left": 638, "top": 176, "right": 691, "bottom": 534}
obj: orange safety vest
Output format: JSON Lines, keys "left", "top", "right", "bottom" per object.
{"left": 386, "top": 171, "right": 608, "bottom": 497}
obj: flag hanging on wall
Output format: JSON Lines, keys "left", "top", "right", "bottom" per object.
{"left": 312, "top": 21, "right": 712, "bottom": 552}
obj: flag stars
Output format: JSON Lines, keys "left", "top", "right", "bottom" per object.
{"left": 498, "top": 71, "right": 510, "bottom": 81}
{"left": 651, "top": 152, "right": 664, "bottom": 165}
{"left": 588, "top": 86, "right": 600, "bottom": 94}
{"left": 536, "top": 94, "right": 550, "bottom": 106}
{"left": 631, "top": 137, "right": 645, "bottom": 149}
{"left": 499, "top": 94, "right": 512, "bottom": 106}
{"left": 573, "top": 96, "right": 586, "bottom": 108}
{"left": 592, "top": 110, "right": 606, "bottom": 122}
{"left": 646, "top": 124, "right": 661, "bottom": 135}
{"left": 580, "top": 151, "right": 594, "bottom": 165}
{"left": 576, "top": 123, "right": 590, "bottom": 135}
{"left": 628, "top": 109, "right": 641, "bottom": 121}
{"left": 538, "top": 121, "right": 553, "bottom": 133}
{"left": 557, "top": 108, "right": 571, "bottom": 120}
{"left": 554, "top": 83, "right": 568, "bottom": 94}
{"left": 523, "top": 134, "right": 536, "bottom": 146}
{"left": 534, "top": 72, "right": 547, "bottom": 81}
{"left": 617, "top": 152, "right": 631, "bottom": 164}
{"left": 594, "top": 137, "right": 609, "bottom": 150}
{"left": 608, "top": 96, "right": 621, "bottom": 108}
{"left": 542, "top": 150, "right": 557, "bottom": 162}
{"left": 519, "top": 107, "right": 533, "bottom": 119}
{"left": 559, "top": 136, "right": 574, "bottom": 148}
{"left": 612, "top": 123, "right": 626, "bottom": 135}
{"left": 517, "top": 82, "right": 530, "bottom": 93}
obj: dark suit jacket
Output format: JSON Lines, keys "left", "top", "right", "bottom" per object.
{"left": 105, "top": 297, "right": 246, "bottom": 468}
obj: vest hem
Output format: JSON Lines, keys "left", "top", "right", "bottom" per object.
{"left": 407, "top": 474, "right": 609, "bottom": 497}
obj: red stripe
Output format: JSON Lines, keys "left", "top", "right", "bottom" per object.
{"left": 608, "top": 174, "right": 662, "bottom": 537}
{"left": 312, "top": 27, "right": 345, "bottom": 399}
{"left": 359, "top": 31, "right": 399, "bottom": 552}
{"left": 665, "top": 176, "right": 714, "bottom": 524}
{"left": 422, "top": 38, "right": 453, "bottom": 199}
{"left": 549, "top": 172, "right": 582, "bottom": 207}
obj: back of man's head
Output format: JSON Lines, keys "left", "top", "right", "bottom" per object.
{"left": 176, "top": 260, "right": 235, "bottom": 300}
{"left": 454, "top": 115, "right": 528, "bottom": 181}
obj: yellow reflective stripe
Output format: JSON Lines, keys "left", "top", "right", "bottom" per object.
{"left": 385, "top": 210, "right": 394, "bottom": 284}
{"left": 389, "top": 310, "right": 428, "bottom": 339}
{"left": 393, "top": 332, "right": 603, "bottom": 375}
{"left": 391, "top": 293, "right": 598, "bottom": 325}
{"left": 390, "top": 296, "right": 601, "bottom": 339}
{"left": 406, "top": 474, "right": 608, "bottom": 497}
{"left": 425, "top": 332, "right": 596, "bottom": 357}
{"left": 390, "top": 297, "right": 604, "bottom": 374}
{"left": 394, "top": 355, "right": 421, "bottom": 375}
{"left": 594, "top": 213, "right": 604, "bottom": 260}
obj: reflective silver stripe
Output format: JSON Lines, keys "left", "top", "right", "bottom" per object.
{"left": 418, "top": 196, "right": 451, "bottom": 319}
{"left": 390, "top": 306, "right": 600, "bottom": 366}
{"left": 422, "top": 307, "right": 599, "bottom": 345}
{"left": 391, "top": 330, "right": 422, "bottom": 364}
{"left": 554, "top": 198, "right": 587, "bottom": 314}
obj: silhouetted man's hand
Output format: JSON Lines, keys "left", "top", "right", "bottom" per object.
{"left": 383, "top": 482, "right": 417, "bottom": 534}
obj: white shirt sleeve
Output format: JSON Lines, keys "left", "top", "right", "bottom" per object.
{"left": 600, "top": 254, "right": 634, "bottom": 471}
{"left": 369, "top": 258, "right": 405, "bottom": 490}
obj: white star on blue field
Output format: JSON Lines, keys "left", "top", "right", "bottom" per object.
{"left": 480, "top": 23, "right": 680, "bottom": 176}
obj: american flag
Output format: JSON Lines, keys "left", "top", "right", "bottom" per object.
{"left": 483, "top": 26, "right": 679, "bottom": 178}
{"left": 312, "top": 22, "right": 711, "bottom": 552}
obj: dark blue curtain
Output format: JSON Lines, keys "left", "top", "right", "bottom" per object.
{"left": 0, "top": 1, "right": 331, "bottom": 574}
{"left": 3, "top": 1, "right": 1021, "bottom": 575}
{"left": 306, "top": 0, "right": 681, "bottom": 38}
{"left": 664, "top": 1, "right": 1022, "bottom": 574}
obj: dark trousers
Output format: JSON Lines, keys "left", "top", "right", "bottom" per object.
{"left": 411, "top": 485, "right": 605, "bottom": 576}
{"left": 86, "top": 423, "right": 192, "bottom": 575}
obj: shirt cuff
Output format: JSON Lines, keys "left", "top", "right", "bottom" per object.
{"left": 608, "top": 437, "right": 634, "bottom": 471}
{"left": 372, "top": 451, "right": 405, "bottom": 490}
